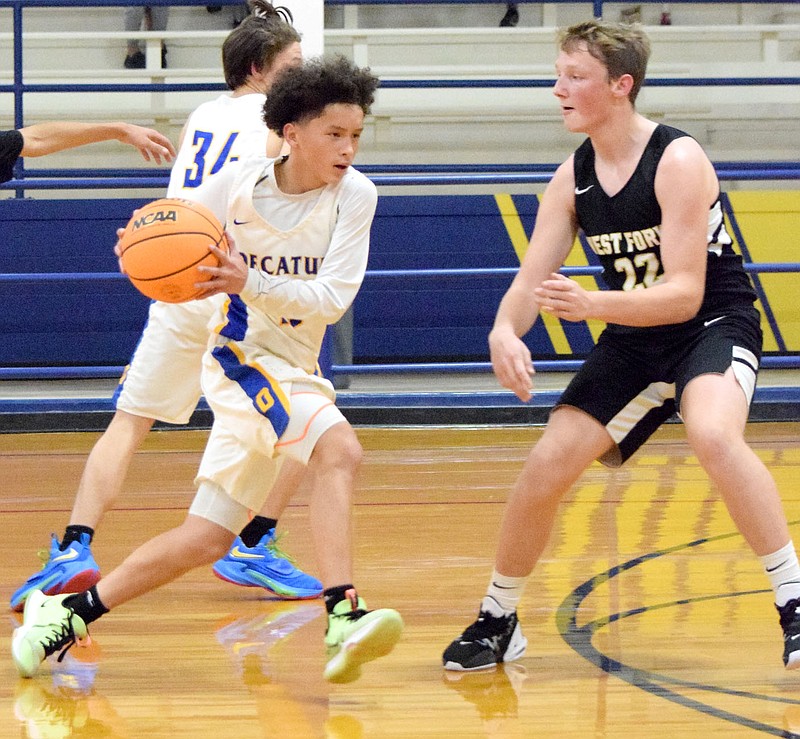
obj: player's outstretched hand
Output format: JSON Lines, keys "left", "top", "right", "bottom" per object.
{"left": 195, "top": 232, "right": 247, "bottom": 298}
{"left": 120, "top": 123, "right": 176, "bottom": 165}
{"left": 489, "top": 326, "right": 534, "bottom": 402}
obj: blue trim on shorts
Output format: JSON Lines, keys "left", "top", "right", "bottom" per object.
{"left": 219, "top": 295, "right": 248, "bottom": 341}
{"left": 211, "top": 344, "right": 290, "bottom": 437}
{"left": 110, "top": 365, "right": 129, "bottom": 407}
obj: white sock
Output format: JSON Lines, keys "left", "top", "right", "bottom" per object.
{"left": 761, "top": 541, "right": 800, "bottom": 606}
{"left": 486, "top": 569, "right": 526, "bottom": 614}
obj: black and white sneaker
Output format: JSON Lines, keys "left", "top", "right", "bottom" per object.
{"left": 443, "top": 596, "right": 527, "bottom": 671}
{"left": 777, "top": 598, "right": 800, "bottom": 669}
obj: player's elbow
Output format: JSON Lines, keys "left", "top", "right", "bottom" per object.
{"left": 19, "top": 130, "right": 59, "bottom": 158}
{"left": 19, "top": 132, "right": 45, "bottom": 157}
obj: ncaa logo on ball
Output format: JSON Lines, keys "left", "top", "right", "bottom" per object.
{"left": 132, "top": 209, "right": 178, "bottom": 230}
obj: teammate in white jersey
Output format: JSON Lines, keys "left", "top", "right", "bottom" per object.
{"left": 10, "top": 1, "right": 322, "bottom": 614}
{"left": 13, "top": 55, "right": 404, "bottom": 686}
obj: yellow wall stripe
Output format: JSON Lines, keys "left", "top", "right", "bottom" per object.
{"left": 494, "top": 193, "right": 531, "bottom": 263}
{"left": 494, "top": 193, "right": 572, "bottom": 354}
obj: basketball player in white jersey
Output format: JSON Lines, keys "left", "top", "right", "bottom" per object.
{"left": 14, "top": 55, "right": 403, "bottom": 686}
{"left": 10, "top": 1, "right": 322, "bottom": 614}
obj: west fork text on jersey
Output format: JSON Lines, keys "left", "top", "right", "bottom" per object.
{"left": 585, "top": 225, "right": 661, "bottom": 256}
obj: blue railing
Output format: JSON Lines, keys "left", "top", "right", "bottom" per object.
{"left": 0, "top": 249, "right": 798, "bottom": 381}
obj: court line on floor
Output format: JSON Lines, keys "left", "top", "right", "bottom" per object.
{"left": 557, "top": 527, "right": 800, "bottom": 737}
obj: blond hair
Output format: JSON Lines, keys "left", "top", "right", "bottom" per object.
{"left": 559, "top": 20, "right": 650, "bottom": 104}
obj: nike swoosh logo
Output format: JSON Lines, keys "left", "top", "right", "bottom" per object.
{"left": 703, "top": 316, "right": 727, "bottom": 327}
{"left": 767, "top": 560, "right": 788, "bottom": 572}
{"left": 233, "top": 219, "right": 251, "bottom": 225}
{"left": 52, "top": 549, "right": 79, "bottom": 563}
{"left": 575, "top": 185, "right": 594, "bottom": 195}
{"left": 491, "top": 582, "right": 515, "bottom": 589}
{"left": 230, "top": 546, "right": 264, "bottom": 560}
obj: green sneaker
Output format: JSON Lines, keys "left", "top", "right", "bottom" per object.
{"left": 12, "top": 590, "right": 89, "bottom": 678}
{"left": 323, "top": 591, "right": 403, "bottom": 684}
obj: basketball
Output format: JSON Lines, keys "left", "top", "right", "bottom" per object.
{"left": 118, "top": 198, "right": 229, "bottom": 303}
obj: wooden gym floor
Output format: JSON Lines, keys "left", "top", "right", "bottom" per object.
{"left": 2, "top": 422, "right": 800, "bottom": 738}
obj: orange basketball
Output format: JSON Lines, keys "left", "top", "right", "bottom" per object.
{"left": 118, "top": 198, "right": 228, "bottom": 303}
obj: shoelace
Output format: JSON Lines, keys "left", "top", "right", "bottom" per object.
{"left": 461, "top": 611, "right": 511, "bottom": 641}
{"left": 336, "top": 608, "right": 369, "bottom": 622}
{"left": 36, "top": 535, "right": 64, "bottom": 569}
{"left": 265, "top": 532, "right": 296, "bottom": 564}
{"left": 41, "top": 614, "right": 82, "bottom": 664}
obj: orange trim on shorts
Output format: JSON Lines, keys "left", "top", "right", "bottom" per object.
{"left": 274, "top": 391, "right": 335, "bottom": 448}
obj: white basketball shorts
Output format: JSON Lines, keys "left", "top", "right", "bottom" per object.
{"left": 113, "top": 298, "right": 221, "bottom": 424}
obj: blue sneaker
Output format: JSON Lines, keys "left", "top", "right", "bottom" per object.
{"left": 212, "top": 530, "right": 323, "bottom": 600}
{"left": 10, "top": 534, "right": 101, "bottom": 613}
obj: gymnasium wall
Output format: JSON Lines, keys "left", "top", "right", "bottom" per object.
{"left": 0, "top": 191, "right": 797, "bottom": 370}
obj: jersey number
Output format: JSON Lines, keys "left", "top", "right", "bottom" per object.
{"left": 182, "top": 130, "right": 239, "bottom": 188}
{"left": 255, "top": 388, "right": 275, "bottom": 414}
{"left": 614, "top": 253, "right": 662, "bottom": 290}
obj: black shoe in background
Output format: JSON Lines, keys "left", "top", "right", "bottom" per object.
{"left": 500, "top": 3, "right": 519, "bottom": 27}
{"left": 123, "top": 50, "right": 145, "bottom": 69}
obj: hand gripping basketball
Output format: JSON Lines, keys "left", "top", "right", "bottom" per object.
{"left": 117, "top": 198, "right": 229, "bottom": 303}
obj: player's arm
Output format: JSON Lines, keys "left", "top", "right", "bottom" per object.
{"left": 490, "top": 159, "right": 579, "bottom": 401}
{"left": 19, "top": 121, "right": 175, "bottom": 164}
{"left": 536, "top": 137, "right": 712, "bottom": 327}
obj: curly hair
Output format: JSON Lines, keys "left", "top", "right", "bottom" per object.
{"left": 263, "top": 55, "right": 379, "bottom": 135}
{"left": 222, "top": 0, "right": 301, "bottom": 90}
{"left": 559, "top": 20, "right": 650, "bottom": 104}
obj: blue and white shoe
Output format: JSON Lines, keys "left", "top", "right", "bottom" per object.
{"left": 11, "top": 534, "right": 101, "bottom": 613}
{"left": 212, "top": 530, "right": 323, "bottom": 600}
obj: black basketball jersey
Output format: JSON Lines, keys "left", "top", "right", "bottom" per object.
{"left": 0, "top": 129, "right": 24, "bottom": 184}
{"left": 573, "top": 124, "right": 756, "bottom": 335}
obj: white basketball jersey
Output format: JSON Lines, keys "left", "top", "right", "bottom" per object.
{"left": 166, "top": 93, "right": 268, "bottom": 198}
{"left": 192, "top": 155, "right": 377, "bottom": 379}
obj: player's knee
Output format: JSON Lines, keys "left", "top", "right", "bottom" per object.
{"left": 180, "top": 517, "right": 236, "bottom": 562}
{"left": 312, "top": 423, "right": 363, "bottom": 473}
{"left": 686, "top": 421, "right": 738, "bottom": 465}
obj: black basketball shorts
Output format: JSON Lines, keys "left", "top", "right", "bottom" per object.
{"left": 556, "top": 307, "right": 762, "bottom": 467}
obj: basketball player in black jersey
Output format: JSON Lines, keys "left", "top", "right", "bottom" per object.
{"left": 443, "top": 19, "right": 800, "bottom": 672}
